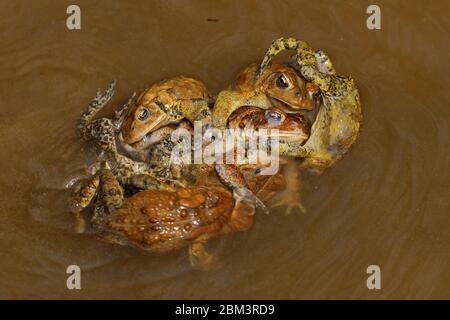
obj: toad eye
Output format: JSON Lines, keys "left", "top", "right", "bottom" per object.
{"left": 265, "top": 110, "right": 285, "bottom": 125}
{"left": 137, "top": 108, "right": 149, "bottom": 121}
{"left": 276, "top": 74, "right": 290, "bottom": 89}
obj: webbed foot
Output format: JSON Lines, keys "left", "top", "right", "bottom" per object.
{"left": 269, "top": 190, "right": 307, "bottom": 215}
{"left": 93, "top": 80, "right": 116, "bottom": 108}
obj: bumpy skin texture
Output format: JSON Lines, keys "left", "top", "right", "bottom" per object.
{"left": 203, "top": 106, "right": 310, "bottom": 214}
{"left": 225, "top": 106, "right": 309, "bottom": 214}
{"left": 95, "top": 186, "right": 246, "bottom": 250}
{"left": 256, "top": 37, "right": 363, "bottom": 173}
{"left": 116, "top": 98, "right": 311, "bottom": 214}
{"left": 75, "top": 82, "right": 214, "bottom": 215}
{"left": 118, "top": 120, "right": 199, "bottom": 185}
{"left": 121, "top": 76, "right": 212, "bottom": 145}
{"left": 232, "top": 62, "right": 319, "bottom": 112}
{"left": 87, "top": 164, "right": 253, "bottom": 271}
{"left": 70, "top": 107, "right": 309, "bottom": 268}
{"left": 212, "top": 62, "right": 319, "bottom": 128}
{"left": 69, "top": 174, "right": 100, "bottom": 213}
{"left": 226, "top": 106, "right": 309, "bottom": 142}
{"left": 121, "top": 107, "right": 309, "bottom": 212}
{"left": 75, "top": 102, "right": 309, "bottom": 212}
{"left": 77, "top": 81, "right": 188, "bottom": 190}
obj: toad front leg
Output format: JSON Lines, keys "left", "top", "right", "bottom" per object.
{"left": 176, "top": 98, "right": 213, "bottom": 128}
{"left": 211, "top": 91, "right": 273, "bottom": 129}
{"left": 215, "top": 164, "right": 269, "bottom": 214}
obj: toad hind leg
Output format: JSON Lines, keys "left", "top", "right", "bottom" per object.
{"left": 78, "top": 80, "right": 116, "bottom": 139}
{"left": 257, "top": 37, "right": 334, "bottom": 92}
{"left": 114, "top": 91, "right": 137, "bottom": 128}
{"left": 255, "top": 37, "right": 317, "bottom": 80}
{"left": 68, "top": 167, "right": 101, "bottom": 233}
{"left": 290, "top": 44, "right": 342, "bottom": 94}
{"left": 188, "top": 226, "right": 220, "bottom": 271}
{"left": 98, "top": 162, "right": 124, "bottom": 214}
{"left": 68, "top": 172, "right": 100, "bottom": 214}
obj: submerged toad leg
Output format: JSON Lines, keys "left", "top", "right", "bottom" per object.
{"left": 90, "top": 162, "right": 125, "bottom": 225}
{"left": 70, "top": 162, "right": 124, "bottom": 225}
{"left": 68, "top": 165, "right": 101, "bottom": 233}
{"left": 188, "top": 225, "right": 221, "bottom": 271}
{"left": 98, "top": 162, "right": 124, "bottom": 214}
{"left": 268, "top": 161, "right": 306, "bottom": 215}
{"left": 189, "top": 200, "right": 256, "bottom": 271}
{"left": 228, "top": 200, "right": 255, "bottom": 232}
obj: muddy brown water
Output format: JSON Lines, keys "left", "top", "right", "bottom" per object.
{"left": 0, "top": 0, "right": 448, "bottom": 299}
